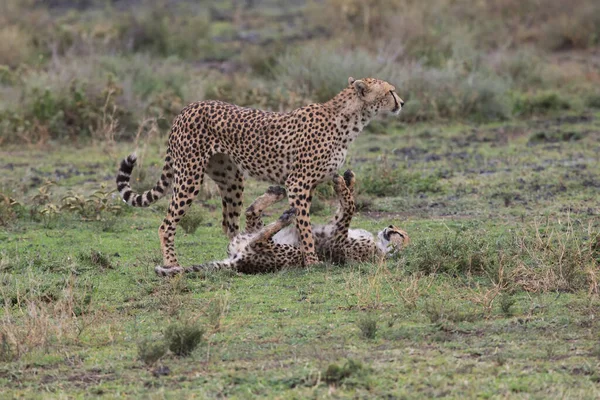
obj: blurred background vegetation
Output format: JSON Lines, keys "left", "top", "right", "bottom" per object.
{"left": 0, "top": 0, "right": 599, "bottom": 144}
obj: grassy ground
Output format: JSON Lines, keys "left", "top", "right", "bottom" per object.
{"left": 1, "top": 112, "right": 599, "bottom": 398}
{"left": 1, "top": 1, "right": 600, "bottom": 397}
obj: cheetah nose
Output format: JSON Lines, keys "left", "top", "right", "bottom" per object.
{"left": 399, "top": 100, "right": 405, "bottom": 107}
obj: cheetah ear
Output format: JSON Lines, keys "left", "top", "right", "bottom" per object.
{"left": 352, "top": 79, "right": 368, "bottom": 98}
{"left": 348, "top": 76, "right": 355, "bottom": 85}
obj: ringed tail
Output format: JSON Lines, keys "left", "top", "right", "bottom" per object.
{"left": 154, "top": 261, "right": 233, "bottom": 277}
{"left": 116, "top": 153, "right": 173, "bottom": 207}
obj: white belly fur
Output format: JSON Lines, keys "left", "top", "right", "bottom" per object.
{"left": 272, "top": 226, "right": 300, "bottom": 245}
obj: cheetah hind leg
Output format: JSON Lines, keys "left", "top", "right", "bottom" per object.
{"left": 158, "top": 162, "right": 205, "bottom": 270}
{"left": 252, "top": 207, "right": 297, "bottom": 243}
{"left": 322, "top": 172, "right": 357, "bottom": 263}
{"left": 206, "top": 154, "right": 245, "bottom": 239}
{"left": 245, "top": 186, "right": 287, "bottom": 234}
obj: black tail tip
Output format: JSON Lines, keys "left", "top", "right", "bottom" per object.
{"left": 127, "top": 154, "right": 137, "bottom": 165}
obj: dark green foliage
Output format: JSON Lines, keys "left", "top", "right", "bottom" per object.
{"left": 499, "top": 293, "right": 516, "bottom": 317}
{"left": 514, "top": 92, "right": 572, "bottom": 116}
{"left": 77, "top": 250, "right": 112, "bottom": 270}
{"left": 323, "top": 359, "right": 370, "bottom": 387}
{"left": 179, "top": 208, "right": 205, "bottom": 234}
{"left": 164, "top": 323, "right": 204, "bottom": 357}
{"left": 586, "top": 93, "right": 600, "bottom": 109}
{"left": 357, "top": 314, "right": 378, "bottom": 339}
{"left": 0, "top": 333, "right": 14, "bottom": 362}
{"left": 137, "top": 338, "right": 167, "bottom": 366}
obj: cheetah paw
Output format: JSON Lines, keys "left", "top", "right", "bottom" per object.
{"left": 343, "top": 169, "right": 356, "bottom": 189}
{"left": 279, "top": 207, "right": 297, "bottom": 223}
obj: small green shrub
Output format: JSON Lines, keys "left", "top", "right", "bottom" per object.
{"left": 0, "top": 78, "right": 129, "bottom": 144}
{"left": 272, "top": 44, "right": 396, "bottom": 103}
{"left": 137, "top": 338, "right": 167, "bottom": 366}
{"left": 499, "top": 293, "right": 516, "bottom": 317}
{"left": 585, "top": 93, "right": 600, "bottom": 109}
{"left": 0, "top": 333, "right": 14, "bottom": 362}
{"left": 323, "top": 359, "right": 370, "bottom": 387}
{"left": 354, "top": 194, "right": 374, "bottom": 212}
{"left": 399, "top": 65, "right": 512, "bottom": 122}
{"left": 77, "top": 250, "right": 112, "bottom": 270}
{"left": 179, "top": 208, "right": 205, "bottom": 234}
{"left": 164, "top": 322, "right": 204, "bottom": 357}
{"left": 309, "top": 195, "right": 329, "bottom": 217}
{"left": 514, "top": 91, "right": 572, "bottom": 116}
{"left": 357, "top": 314, "right": 378, "bottom": 339}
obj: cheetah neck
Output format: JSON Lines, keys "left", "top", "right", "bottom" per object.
{"left": 326, "top": 87, "right": 376, "bottom": 141}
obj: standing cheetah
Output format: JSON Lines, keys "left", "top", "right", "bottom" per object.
{"left": 155, "top": 170, "right": 410, "bottom": 276}
{"left": 117, "top": 77, "right": 403, "bottom": 272}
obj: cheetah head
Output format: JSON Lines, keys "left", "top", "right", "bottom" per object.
{"left": 377, "top": 225, "right": 410, "bottom": 256}
{"left": 348, "top": 77, "right": 404, "bottom": 116}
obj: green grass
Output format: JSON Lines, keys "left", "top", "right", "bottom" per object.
{"left": 1, "top": 1, "right": 599, "bottom": 395}
{"left": 1, "top": 113, "right": 599, "bottom": 397}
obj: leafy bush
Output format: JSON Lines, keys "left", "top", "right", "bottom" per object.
{"left": 77, "top": 250, "right": 113, "bottom": 270}
{"left": 513, "top": 91, "right": 572, "bottom": 116}
{"left": 323, "top": 359, "right": 371, "bottom": 387}
{"left": 137, "top": 338, "right": 167, "bottom": 366}
{"left": 272, "top": 44, "right": 397, "bottom": 103}
{"left": 357, "top": 314, "right": 378, "bottom": 339}
{"left": 398, "top": 64, "right": 511, "bottom": 122}
{"left": 179, "top": 207, "right": 206, "bottom": 234}
{"left": 164, "top": 322, "right": 204, "bottom": 357}
{"left": 499, "top": 293, "right": 516, "bottom": 317}
{"left": 585, "top": 93, "right": 600, "bottom": 109}
{"left": 490, "top": 49, "right": 547, "bottom": 89}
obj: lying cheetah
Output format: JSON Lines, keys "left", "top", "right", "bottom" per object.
{"left": 155, "top": 171, "right": 410, "bottom": 276}
{"left": 117, "top": 77, "right": 404, "bottom": 272}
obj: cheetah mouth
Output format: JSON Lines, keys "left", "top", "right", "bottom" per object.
{"left": 391, "top": 93, "right": 401, "bottom": 114}
{"left": 383, "top": 229, "right": 404, "bottom": 242}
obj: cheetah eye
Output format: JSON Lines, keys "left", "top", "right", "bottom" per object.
{"left": 388, "top": 225, "right": 393, "bottom": 229}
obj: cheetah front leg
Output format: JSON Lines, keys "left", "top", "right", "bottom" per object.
{"left": 286, "top": 178, "right": 319, "bottom": 265}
